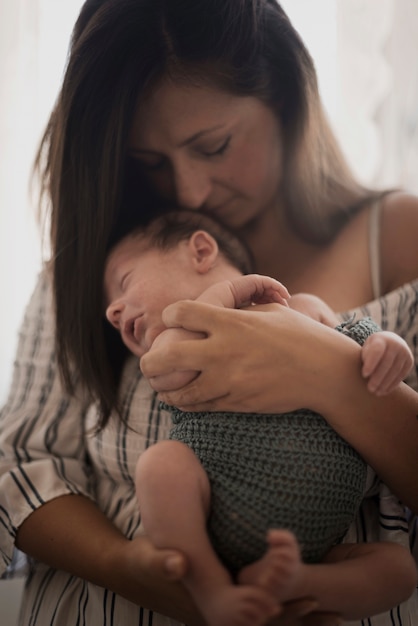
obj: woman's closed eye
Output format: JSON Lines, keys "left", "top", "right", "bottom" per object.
{"left": 131, "top": 136, "right": 232, "bottom": 177}
{"left": 197, "top": 135, "right": 231, "bottom": 157}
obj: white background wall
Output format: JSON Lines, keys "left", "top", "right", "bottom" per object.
{"left": 0, "top": 1, "right": 83, "bottom": 405}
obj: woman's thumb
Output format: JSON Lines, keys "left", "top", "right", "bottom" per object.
{"left": 162, "top": 551, "right": 188, "bottom": 580}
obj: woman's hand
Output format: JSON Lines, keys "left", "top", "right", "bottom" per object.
{"left": 140, "top": 300, "right": 355, "bottom": 413}
{"left": 267, "top": 600, "right": 340, "bottom": 626}
{"left": 115, "top": 533, "right": 207, "bottom": 625}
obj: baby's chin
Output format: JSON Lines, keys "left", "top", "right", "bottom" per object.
{"left": 123, "top": 336, "right": 146, "bottom": 359}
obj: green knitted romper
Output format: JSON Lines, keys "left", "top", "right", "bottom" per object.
{"left": 168, "top": 317, "right": 378, "bottom": 574}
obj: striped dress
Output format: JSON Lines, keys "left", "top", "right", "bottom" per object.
{"left": 0, "top": 269, "right": 417, "bottom": 625}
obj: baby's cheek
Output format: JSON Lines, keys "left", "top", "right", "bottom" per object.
{"left": 123, "top": 333, "right": 145, "bottom": 359}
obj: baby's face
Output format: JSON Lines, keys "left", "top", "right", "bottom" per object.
{"left": 104, "top": 234, "right": 195, "bottom": 357}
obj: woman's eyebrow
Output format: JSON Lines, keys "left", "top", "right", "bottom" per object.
{"left": 130, "top": 124, "right": 227, "bottom": 154}
{"left": 177, "top": 124, "right": 226, "bottom": 148}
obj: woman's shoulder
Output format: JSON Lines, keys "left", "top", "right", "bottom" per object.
{"left": 379, "top": 191, "right": 418, "bottom": 293}
{"left": 381, "top": 191, "right": 418, "bottom": 226}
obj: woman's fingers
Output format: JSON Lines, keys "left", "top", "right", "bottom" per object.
{"left": 159, "top": 386, "right": 231, "bottom": 411}
{"left": 299, "top": 613, "right": 341, "bottom": 626}
{"left": 161, "top": 552, "right": 188, "bottom": 580}
{"left": 162, "top": 299, "right": 221, "bottom": 332}
{"left": 130, "top": 534, "right": 188, "bottom": 581}
{"left": 267, "top": 598, "right": 318, "bottom": 622}
{"left": 266, "top": 598, "right": 341, "bottom": 626}
{"left": 143, "top": 300, "right": 363, "bottom": 415}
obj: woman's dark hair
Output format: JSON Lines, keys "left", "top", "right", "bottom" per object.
{"left": 34, "top": 0, "right": 383, "bottom": 427}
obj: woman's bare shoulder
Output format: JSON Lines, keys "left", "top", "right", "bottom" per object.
{"left": 380, "top": 191, "right": 418, "bottom": 292}
{"left": 382, "top": 190, "right": 418, "bottom": 217}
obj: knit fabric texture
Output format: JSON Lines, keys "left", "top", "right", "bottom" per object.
{"left": 167, "top": 317, "right": 377, "bottom": 573}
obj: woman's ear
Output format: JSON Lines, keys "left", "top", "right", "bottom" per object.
{"left": 188, "top": 230, "right": 219, "bottom": 273}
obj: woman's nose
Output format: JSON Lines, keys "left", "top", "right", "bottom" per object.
{"left": 173, "top": 162, "right": 212, "bottom": 210}
{"left": 105, "top": 300, "right": 124, "bottom": 329}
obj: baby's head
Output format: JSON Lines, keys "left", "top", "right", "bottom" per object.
{"left": 104, "top": 210, "right": 253, "bottom": 357}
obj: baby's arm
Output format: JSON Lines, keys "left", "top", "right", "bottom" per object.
{"left": 361, "top": 331, "right": 414, "bottom": 395}
{"left": 288, "top": 293, "right": 339, "bottom": 326}
{"left": 197, "top": 274, "right": 290, "bottom": 309}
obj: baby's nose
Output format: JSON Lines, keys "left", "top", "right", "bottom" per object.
{"left": 105, "top": 300, "right": 124, "bottom": 329}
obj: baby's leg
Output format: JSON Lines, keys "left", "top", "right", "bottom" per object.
{"left": 136, "top": 440, "right": 279, "bottom": 626}
{"left": 238, "top": 529, "right": 302, "bottom": 600}
{"left": 136, "top": 440, "right": 211, "bottom": 554}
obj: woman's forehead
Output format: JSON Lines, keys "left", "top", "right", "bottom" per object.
{"left": 129, "top": 79, "right": 252, "bottom": 150}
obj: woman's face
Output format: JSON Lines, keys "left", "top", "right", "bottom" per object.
{"left": 129, "top": 79, "right": 283, "bottom": 230}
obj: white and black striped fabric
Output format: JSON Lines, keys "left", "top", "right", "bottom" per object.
{"left": 0, "top": 271, "right": 417, "bottom": 625}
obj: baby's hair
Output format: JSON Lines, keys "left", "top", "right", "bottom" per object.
{"left": 118, "top": 209, "right": 255, "bottom": 276}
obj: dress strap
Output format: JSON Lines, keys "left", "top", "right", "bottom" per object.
{"left": 369, "top": 199, "right": 382, "bottom": 299}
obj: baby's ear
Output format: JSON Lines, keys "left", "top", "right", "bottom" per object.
{"left": 189, "top": 230, "right": 219, "bottom": 273}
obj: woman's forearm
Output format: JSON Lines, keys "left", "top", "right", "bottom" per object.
{"left": 16, "top": 494, "right": 204, "bottom": 625}
{"left": 307, "top": 325, "right": 418, "bottom": 512}
{"left": 15, "top": 494, "right": 332, "bottom": 625}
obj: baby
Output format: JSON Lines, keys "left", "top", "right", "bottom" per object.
{"left": 104, "top": 210, "right": 416, "bottom": 626}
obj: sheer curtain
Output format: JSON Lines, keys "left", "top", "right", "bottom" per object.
{"left": 1, "top": 0, "right": 418, "bottom": 403}
{"left": 334, "top": 0, "right": 418, "bottom": 188}
{"left": 284, "top": 0, "right": 418, "bottom": 190}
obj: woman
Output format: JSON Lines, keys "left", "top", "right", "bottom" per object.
{"left": 0, "top": 1, "right": 417, "bottom": 625}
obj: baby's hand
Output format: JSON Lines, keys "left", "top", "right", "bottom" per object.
{"left": 361, "top": 331, "right": 413, "bottom": 395}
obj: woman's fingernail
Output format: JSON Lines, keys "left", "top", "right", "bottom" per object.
{"left": 164, "top": 554, "right": 183, "bottom": 576}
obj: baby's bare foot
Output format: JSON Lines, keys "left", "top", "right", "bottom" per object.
{"left": 237, "top": 529, "right": 302, "bottom": 599}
